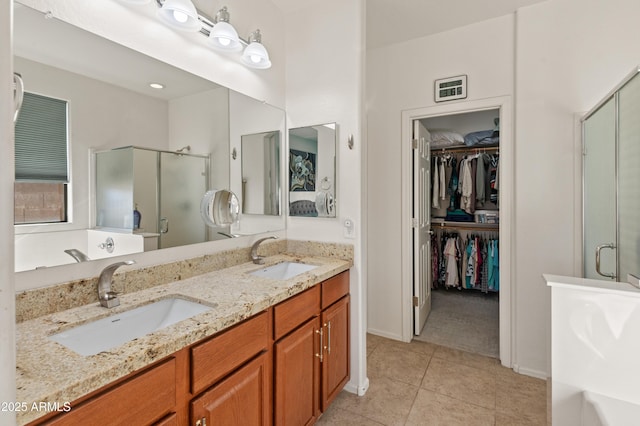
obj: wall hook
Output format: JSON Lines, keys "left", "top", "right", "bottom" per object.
{"left": 231, "top": 147, "right": 237, "bottom": 160}
{"left": 348, "top": 135, "right": 354, "bottom": 150}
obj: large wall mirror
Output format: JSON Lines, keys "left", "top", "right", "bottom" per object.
{"left": 288, "top": 123, "right": 337, "bottom": 218}
{"left": 13, "top": 2, "right": 285, "bottom": 272}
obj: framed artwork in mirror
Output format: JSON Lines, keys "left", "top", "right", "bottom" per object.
{"left": 289, "top": 149, "right": 316, "bottom": 191}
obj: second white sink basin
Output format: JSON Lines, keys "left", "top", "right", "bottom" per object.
{"left": 49, "top": 298, "right": 213, "bottom": 356}
{"left": 249, "top": 261, "right": 317, "bottom": 280}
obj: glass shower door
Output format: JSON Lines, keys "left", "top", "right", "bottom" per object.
{"left": 583, "top": 97, "right": 617, "bottom": 280}
{"left": 158, "top": 152, "right": 208, "bottom": 249}
{"left": 618, "top": 72, "right": 640, "bottom": 281}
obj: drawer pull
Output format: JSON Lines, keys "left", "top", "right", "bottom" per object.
{"left": 315, "top": 328, "right": 324, "bottom": 362}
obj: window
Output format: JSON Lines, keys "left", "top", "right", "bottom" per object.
{"left": 14, "top": 92, "right": 69, "bottom": 225}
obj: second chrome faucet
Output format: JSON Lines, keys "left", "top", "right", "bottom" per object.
{"left": 251, "top": 236, "right": 277, "bottom": 264}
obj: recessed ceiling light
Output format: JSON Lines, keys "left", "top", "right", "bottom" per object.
{"left": 149, "top": 83, "right": 165, "bottom": 89}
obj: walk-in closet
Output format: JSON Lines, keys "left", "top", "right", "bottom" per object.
{"left": 413, "top": 108, "right": 501, "bottom": 358}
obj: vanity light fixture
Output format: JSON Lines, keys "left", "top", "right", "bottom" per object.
{"left": 241, "top": 30, "right": 271, "bottom": 69}
{"left": 156, "top": 0, "right": 201, "bottom": 32}
{"left": 207, "top": 7, "right": 242, "bottom": 52}
{"left": 122, "top": 1, "right": 273, "bottom": 69}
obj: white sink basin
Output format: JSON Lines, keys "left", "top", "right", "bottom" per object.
{"left": 249, "top": 261, "right": 317, "bottom": 280}
{"left": 49, "top": 298, "right": 213, "bottom": 356}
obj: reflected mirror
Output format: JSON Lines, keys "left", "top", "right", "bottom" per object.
{"left": 241, "top": 131, "right": 281, "bottom": 216}
{"left": 288, "top": 123, "right": 337, "bottom": 218}
{"left": 13, "top": 2, "right": 285, "bottom": 272}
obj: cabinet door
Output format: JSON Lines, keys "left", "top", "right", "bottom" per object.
{"left": 321, "top": 296, "right": 350, "bottom": 411}
{"left": 274, "top": 316, "right": 320, "bottom": 426}
{"left": 191, "top": 352, "right": 270, "bottom": 426}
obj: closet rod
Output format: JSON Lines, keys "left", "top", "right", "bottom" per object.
{"left": 433, "top": 145, "right": 499, "bottom": 155}
{"left": 431, "top": 223, "right": 499, "bottom": 231}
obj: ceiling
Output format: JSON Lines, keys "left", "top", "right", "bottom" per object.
{"left": 271, "top": 0, "right": 548, "bottom": 49}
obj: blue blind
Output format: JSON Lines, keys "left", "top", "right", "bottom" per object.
{"left": 15, "top": 92, "right": 69, "bottom": 182}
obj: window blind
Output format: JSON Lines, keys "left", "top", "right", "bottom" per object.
{"left": 15, "top": 92, "right": 69, "bottom": 182}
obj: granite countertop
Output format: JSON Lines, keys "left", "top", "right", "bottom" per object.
{"left": 16, "top": 254, "right": 352, "bottom": 425}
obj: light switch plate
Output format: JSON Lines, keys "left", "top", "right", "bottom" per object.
{"left": 343, "top": 218, "right": 355, "bottom": 239}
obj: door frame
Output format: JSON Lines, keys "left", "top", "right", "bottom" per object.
{"left": 400, "top": 96, "right": 513, "bottom": 368}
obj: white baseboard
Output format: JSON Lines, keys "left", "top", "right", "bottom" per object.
{"left": 343, "top": 377, "right": 370, "bottom": 396}
{"left": 366, "top": 328, "right": 404, "bottom": 342}
{"left": 513, "top": 364, "right": 550, "bottom": 380}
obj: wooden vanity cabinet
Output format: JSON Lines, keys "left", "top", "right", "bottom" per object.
{"left": 28, "top": 270, "right": 350, "bottom": 426}
{"left": 273, "top": 271, "right": 350, "bottom": 425}
{"left": 189, "top": 311, "right": 271, "bottom": 426}
{"left": 191, "top": 352, "right": 271, "bottom": 426}
{"left": 38, "top": 357, "right": 178, "bottom": 426}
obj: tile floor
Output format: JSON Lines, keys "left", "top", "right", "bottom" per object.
{"left": 317, "top": 334, "right": 548, "bottom": 426}
{"left": 414, "top": 289, "right": 500, "bottom": 358}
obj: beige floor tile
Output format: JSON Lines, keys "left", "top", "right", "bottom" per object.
{"left": 368, "top": 343, "right": 432, "bottom": 386}
{"left": 495, "top": 369, "right": 547, "bottom": 423}
{"left": 496, "top": 412, "right": 547, "bottom": 426}
{"left": 421, "top": 357, "right": 496, "bottom": 409}
{"left": 316, "top": 405, "right": 384, "bottom": 425}
{"left": 405, "top": 389, "right": 495, "bottom": 426}
{"left": 373, "top": 335, "right": 438, "bottom": 357}
{"left": 432, "top": 344, "right": 500, "bottom": 373}
{"left": 332, "top": 375, "right": 419, "bottom": 426}
{"left": 367, "top": 333, "right": 387, "bottom": 356}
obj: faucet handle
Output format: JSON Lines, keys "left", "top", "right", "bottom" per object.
{"left": 101, "top": 291, "right": 120, "bottom": 308}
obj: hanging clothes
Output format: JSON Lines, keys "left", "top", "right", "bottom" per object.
{"left": 433, "top": 157, "right": 440, "bottom": 209}
{"left": 443, "top": 236, "right": 460, "bottom": 288}
{"left": 439, "top": 158, "right": 446, "bottom": 202}
{"left": 459, "top": 158, "right": 474, "bottom": 214}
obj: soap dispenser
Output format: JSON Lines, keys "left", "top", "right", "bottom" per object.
{"left": 133, "top": 204, "right": 141, "bottom": 230}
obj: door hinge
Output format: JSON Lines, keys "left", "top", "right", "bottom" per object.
{"left": 411, "top": 218, "right": 418, "bottom": 228}
{"left": 413, "top": 296, "right": 419, "bottom": 307}
{"left": 412, "top": 139, "right": 418, "bottom": 149}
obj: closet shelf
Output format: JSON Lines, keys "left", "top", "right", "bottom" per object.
{"left": 432, "top": 145, "right": 499, "bottom": 155}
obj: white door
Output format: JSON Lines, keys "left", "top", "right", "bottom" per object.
{"left": 413, "top": 120, "right": 432, "bottom": 335}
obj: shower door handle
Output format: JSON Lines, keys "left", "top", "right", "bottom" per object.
{"left": 595, "top": 243, "right": 616, "bottom": 279}
{"left": 160, "top": 217, "right": 169, "bottom": 234}
{"left": 13, "top": 73, "right": 24, "bottom": 123}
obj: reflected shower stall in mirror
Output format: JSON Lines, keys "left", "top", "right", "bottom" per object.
{"left": 288, "top": 123, "right": 337, "bottom": 218}
{"left": 13, "top": 1, "right": 285, "bottom": 272}
{"left": 241, "top": 131, "right": 281, "bottom": 216}
{"left": 95, "top": 146, "right": 211, "bottom": 250}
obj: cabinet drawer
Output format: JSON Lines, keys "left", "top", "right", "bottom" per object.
{"left": 191, "top": 311, "right": 269, "bottom": 395}
{"left": 273, "top": 285, "right": 320, "bottom": 341}
{"left": 321, "top": 271, "right": 350, "bottom": 309}
{"left": 45, "top": 358, "right": 176, "bottom": 426}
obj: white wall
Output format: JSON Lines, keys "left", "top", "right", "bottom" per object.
{"left": 368, "top": 0, "right": 640, "bottom": 379}
{"left": 0, "top": 1, "right": 15, "bottom": 422}
{"left": 283, "top": 0, "right": 367, "bottom": 395}
{"left": 366, "top": 15, "right": 514, "bottom": 341}
{"left": 514, "top": 0, "right": 640, "bottom": 377}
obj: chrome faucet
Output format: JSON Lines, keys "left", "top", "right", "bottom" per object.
{"left": 251, "top": 236, "right": 277, "bottom": 264}
{"left": 64, "top": 249, "right": 90, "bottom": 263}
{"left": 97, "top": 260, "right": 135, "bottom": 308}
